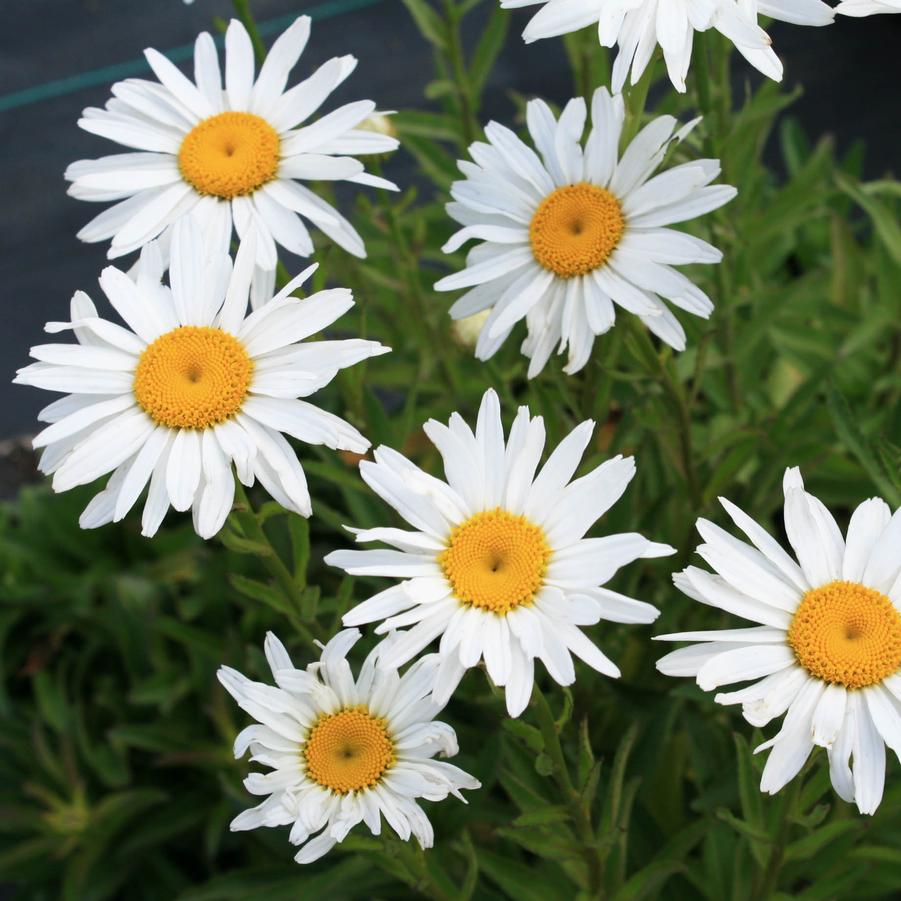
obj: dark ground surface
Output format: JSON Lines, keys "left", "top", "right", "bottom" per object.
{"left": 1, "top": 0, "right": 899, "bottom": 444}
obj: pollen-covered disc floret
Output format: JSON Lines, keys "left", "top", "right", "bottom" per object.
{"left": 327, "top": 388, "right": 674, "bottom": 718}
{"left": 435, "top": 87, "right": 736, "bottom": 377}
{"left": 133, "top": 326, "right": 253, "bottom": 429}
{"left": 13, "top": 218, "right": 389, "bottom": 540}
{"left": 178, "top": 112, "right": 280, "bottom": 198}
{"left": 440, "top": 509, "right": 550, "bottom": 614}
{"left": 657, "top": 467, "right": 901, "bottom": 816}
{"left": 217, "top": 629, "right": 479, "bottom": 865}
{"left": 66, "top": 15, "right": 398, "bottom": 269}
{"left": 303, "top": 706, "right": 395, "bottom": 793}
{"left": 529, "top": 184, "right": 624, "bottom": 278}
{"left": 788, "top": 581, "right": 901, "bottom": 690}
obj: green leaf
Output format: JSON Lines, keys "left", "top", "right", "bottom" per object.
{"left": 610, "top": 860, "right": 686, "bottom": 901}
{"left": 512, "top": 806, "right": 570, "bottom": 827}
{"left": 228, "top": 573, "right": 288, "bottom": 611}
{"left": 600, "top": 722, "right": 639, "bottom": 833}
{"left": 826, "top": 381, "right": 900, "bottom": 505}
{"left": 287, "top": 515, "right": 310, "bottom": 587}
{"left": 555, "top": 686, "right": 574, "bottom": 729}
{"left": 478, "top": 848, "right": 571, "bottom": 901}
{"left": 715, "top": 808, "right": 771, "bottom": 846}
{"left": 577, "top": 717, "right": 596, "bottom": 788}
{"left": 836, "top": 171, "right": 901, "bottom": 264}
{"left": 732, "top": 734, "right": 764, "bottom": 833}
{"left": 470, "top": 5, "right": 508, "bottom": 96}
{"left": 503, "top": 718, "right": 544, "bottom": 753}
{"left": 395, "top": 110, "right": 460, "bottom": 143}
{"left": 217, "top": 528, "right": 271, "bottom": 556}
{"left": 400, "top": 0, "right": 447, "bottom": 48}
{"left": 783, "top": 820, "right": 860, "bottom": 863}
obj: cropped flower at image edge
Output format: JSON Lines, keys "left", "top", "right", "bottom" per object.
{"left": 657, "top": 468, "right": 901, "bottom": 815}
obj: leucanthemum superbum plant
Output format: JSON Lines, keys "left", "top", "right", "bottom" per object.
{"left": 218, "top": 629, "right": 480, "bottom": 863}
{"left": 435, "top": 87, "right": 736, "bottom": 375}
{"left": 656, "top": 468, "right": 901, "bottom": 814}
{"left": 326, "top": 389, "right": 674, "bottom": 716}
{"left": 14, "top": 218, "right": 388, "bottom": 538}
{"left": 8, "top": 0, "right": 901, "bottom": 895}
{"left": 66, "top": 16, "right": 398, "bottom": 288}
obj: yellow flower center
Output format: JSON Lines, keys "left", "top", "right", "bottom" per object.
{"left": 439, "top": 508, "right": 551, "bottom": 615}
{"left": 303, "top": 707, "right": 395, "bottom": 794}
{"left": 178, "top": 112, "right": 280, "bottom": 199}
{"left": 787, "top": 580, "right": 901, "bottom": 690}
{"left": 133, "top": 326, "right": 253, "bottom": 430}
{"left": 529, "top": 182, "right": 625, "bottom": 278}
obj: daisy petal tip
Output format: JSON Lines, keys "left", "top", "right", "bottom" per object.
{"left": 644, "top": 542, "right": 677, "bottom": 558}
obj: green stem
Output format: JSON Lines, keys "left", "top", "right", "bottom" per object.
{"left": 752, "top": 777, "right": 803, "bottom": 899}
{"left": 693, "top": 32, "right": 741, "bottom": 408}
{"left": 382, "top": 195, "right": 463, "bottom": 397}
{"left": 564, "top": 27, "right": 598, "bottom": 105}
{"left": 688, "top": 330, "right": 711, "bottom": 407}
{"left": 230, "top": 0, "right": 267, "bottom": 62}
{"left": 230, "top": 481, "right": 322, "bottom": 647}
{"left": 585, "top": 327, "right": 623, "bottom": 421}
{"left": 691, "top": 35, "right": 716, "bottom": 158}
{"left": 389, "top": 835, "right": 454, "bottom": 901}
{"left": 621, "top": 56, "right": 656, "bottom": 147}
{"left": 626, "top": 319, "right": 702, "bottom": 509}
{"left": 532, "top": 685, "right": 605, "bottom": 898}
{"left": 441, "top": 0, "right": 478, "bottom": 145}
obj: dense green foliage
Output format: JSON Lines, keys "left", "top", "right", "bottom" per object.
{"left": 2, "top": 1, "right": 900, "bottom": 898}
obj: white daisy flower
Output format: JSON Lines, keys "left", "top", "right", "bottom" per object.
{"left": 837, "top": 0, "right": 901, "bottom": 14}
{"left": 325, "top": 389, "right": 674, "bottom": 717}
{"left": 727, "top": 1, "right": 835, "bottom": 83}
{"left": 434, "top": 87, "right": 736, "bottom": 376}
{"left": 217, "top": 629, "right": 480, "bottom": 864}
{"left": 502, "top": 1, "right": 834, "bottom": 92}
{"left": 656, "top": 468, "right": 901, "bottom": 814}
{"left": 66, "top": 16, "right": 398, "bottom": 279}
{"left": 14, "top": 218, "right": 389, "bottom": 539}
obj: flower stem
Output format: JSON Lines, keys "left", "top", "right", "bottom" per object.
{"left": 624, "top": 317, "right": 702, "bottom": 510}
{"left": 531, "top": 685, "right": 605, "bottom": 898}
{"left": 389, "top": 835, "right": 455, "bottom": 901}
{"left": 621, "top": 56, "right": 656, "bottom": 147}
{"left": 229, "top": 481, "right": 322, "bottom": 647}
{"left": 230, "top": 0, "right": 267, "bottom": 63}
{"left": 441, "top": 0, "right": 478, "bottom": 146}
{"left": 752, "top": 775, "right": 804, "bottom": 898}
{"left": 381, "top": 194, "right": 464, "bottom": 398}
{"left": 692, "top": 33, "right": 741, "bottom": 408}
